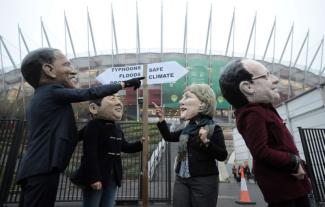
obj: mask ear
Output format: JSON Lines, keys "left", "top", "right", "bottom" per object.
{"left": 89, "top": 103, "right": 99, "bottom": 115}
{"left": 239, "top": 81, "right": 255, "bottom": 96}
{"left": 42, "top": 64, "right": 56, "bottom": 79}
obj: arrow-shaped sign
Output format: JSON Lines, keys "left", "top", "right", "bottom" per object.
{"left": 146, "top": 61, "right": 188, "bottom": 84}
{"left": 96, "top": 61, "right": 188, "bottom": 85}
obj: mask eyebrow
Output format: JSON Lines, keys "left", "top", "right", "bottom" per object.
{"left": 251, "top": 72, "right": 271, "bottom": 80}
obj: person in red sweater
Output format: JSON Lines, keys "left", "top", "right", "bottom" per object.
{"left": 219, "top": 59, "right": 311, "bottom": 207}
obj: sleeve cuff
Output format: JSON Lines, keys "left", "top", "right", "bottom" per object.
{"left": 289, "top": 154, "right": 300, "bottom": 173}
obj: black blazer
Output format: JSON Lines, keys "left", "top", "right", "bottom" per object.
{"left": 157, "top": 120, "right": 228, "bottom": 177}
{"left": 71, "top": 119, "right": 142, "bottom": 187}
{"left": 16, "top": 83, "right": 122, "bottom": 183}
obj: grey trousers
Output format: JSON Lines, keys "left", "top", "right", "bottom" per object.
{"left": 173, "top": 174, "right": 219, "bottom": 207}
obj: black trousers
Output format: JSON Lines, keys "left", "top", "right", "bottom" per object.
{"left": 18, "top": 172, "right": 60, "bottom": 207}
{"left": 173, "top": 174, "right": 219, "bottom": 207}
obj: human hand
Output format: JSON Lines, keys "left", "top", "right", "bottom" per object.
{"left": 123, "top": 77, "right": 145, "bottom": 90}
{"left": 291, "top": 163, "right": 306, "bottom": 180}
{"left": 90, "top": 181, "right": 102, "bottom": 190}
{"left": 140, "top": 136, "right": 150, "bottom": 143}
{"left": 152, "top": 102, "right": 165, "bottom": 122}
{"left": 199, "top": 127, "right": 209, "bottom": 143}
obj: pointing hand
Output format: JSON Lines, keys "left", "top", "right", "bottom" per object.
{"left": 152, "top": 101, "right": 165, "bottom": 122}
{"left": 123, "top": 77, "right": 145, "bottom": 90}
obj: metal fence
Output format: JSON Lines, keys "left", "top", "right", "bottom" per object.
{"left": 0, "top": 120, "right": 171, "bottom": 206}
{"left": 0, "top": 120, "right": 26, "bottom": 207}
{"left": 298, "top": 127, "right": 325, "bottom": 204}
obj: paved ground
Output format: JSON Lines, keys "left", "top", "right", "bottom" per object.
{"left": 4, "top": 181, "right": 267, "bottom": 207}
{"left": 217, "top": 181, "right": 267, "bottom": 207}
{"left": 4, "top": 142, "right": 268, "bottom": 207}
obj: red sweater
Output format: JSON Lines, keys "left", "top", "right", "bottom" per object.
{"left": 235, "top": 103, "right": 311, "bottom": 202}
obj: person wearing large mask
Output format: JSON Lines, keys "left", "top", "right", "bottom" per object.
{"left": 71, "top": 93, "right": 144, "bottom": 207}
{"left": 219, "top": 59, "right": 311, "bottom": 207}
{"left": 153, "top": 83, "right": 228, "bottom": 207}
{"left": 16, "top": 48, "right": 144, "bottom": 207}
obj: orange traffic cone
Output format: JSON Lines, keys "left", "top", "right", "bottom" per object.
{"left": 235, "top": 166, "right": 256, "bottom": 205}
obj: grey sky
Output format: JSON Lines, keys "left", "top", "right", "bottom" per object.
{"left": 1, "top": 0, "right": 325, "bottom": 74}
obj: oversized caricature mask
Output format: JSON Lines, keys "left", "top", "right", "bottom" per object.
{"left": 240, "top": 60, "right": 280, "bottom": 104}
{"left": 179, "top": 91, "right": 202, "bottom": 120}
{"left": 89, "top": 93, "right": 123, "bottom": 121}
{"left": 179, "top": 84, "right": 216, "bottom": 120}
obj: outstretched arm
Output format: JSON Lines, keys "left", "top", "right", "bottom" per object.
{"left": 121, "top": 134, "right": 143, "bottom": 153}
{"left": 52, "top": 77, "right": 145, "bottom": 103}
{"left": 153, "top": 101, "right": 182, "bottom": 142}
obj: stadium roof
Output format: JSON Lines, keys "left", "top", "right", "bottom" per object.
{"left": 1, "top": 0, "right": 325, "bottom": 77}
{"left": 1, "top": 53, "right": 324, "bottom": 110}
{"left": 1, "top": 1, "right": 325, "bottom": 112}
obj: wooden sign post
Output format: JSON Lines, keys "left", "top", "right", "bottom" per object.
{"left": 141, "top": 64, "right": 149, "bottom": 207}
{"left": 95, "top": 61, "right": 188, "bottom": 207}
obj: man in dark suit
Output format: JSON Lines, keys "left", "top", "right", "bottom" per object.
{"left": 219, "top": 59, "right": 311, "bottom": 207}
{"left": 16, "top": 48, "right": 144, "bottom": 207}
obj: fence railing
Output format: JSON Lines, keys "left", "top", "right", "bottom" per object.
{"left": 0, "top": 120, "right": 171, "bottom": 206}
{"left": 298, "top": 127, "right": 325, "bottom": 204}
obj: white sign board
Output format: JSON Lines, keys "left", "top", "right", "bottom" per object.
{"left": 96, "top": 61, "right": 188, "bottom": 85}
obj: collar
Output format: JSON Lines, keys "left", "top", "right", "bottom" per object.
{"left": 95, "top": 119, "right": 115, "bottom": 124}
{"left": 234, "top": 102, "right": 278, "bottom": 117}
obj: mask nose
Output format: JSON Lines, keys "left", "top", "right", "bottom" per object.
{"left": 272, "top": 74, "right": 279, "bottom": 84}
{"left": 69, "top": 64, "right": 77, "bottom": 75}
{"left": 179, "top": 99, "right": 184, "bottom": 105}
{"left": 117, "top": 99, "right": 123, "bottom": 106}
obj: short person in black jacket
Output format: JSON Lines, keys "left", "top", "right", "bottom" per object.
{"left": 16, "top": 48, "right": 144, "bottom": 207}
{"left": 153, "top": 84, "right": 228, "bottom": 207}
{"left": 71, "top": 93, "right": 143, "bottom": 207}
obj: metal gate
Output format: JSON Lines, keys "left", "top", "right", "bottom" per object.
{"left": 298, "top": 127, "right": 325, "bottom": 204}
{"left": 0, "top": 120, "right": 171, "bottom": 206}
{"left": 0, "top": 120, "right": 25, "bottom": 207}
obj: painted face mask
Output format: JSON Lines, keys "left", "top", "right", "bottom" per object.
{"left": 179, "top": 91, "right": 202, "bottom": 120}
{"left": 95, "top": 94, "right": 123, "bottom": 121}
{"left": 243, "top": 60, "right": 280, "bottom": 103}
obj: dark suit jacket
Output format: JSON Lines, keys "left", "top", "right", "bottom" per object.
{"left": 157, "top": 120, "right": 228, "bottom": 177}
{"left": 70, "top": 119, "right": 142, "bottom": 187}
{"left": 235, "top": 103, "right": 311, "bottom": 202}
{"left": 16, "top": 83, "right": 122, "bottom": 183}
